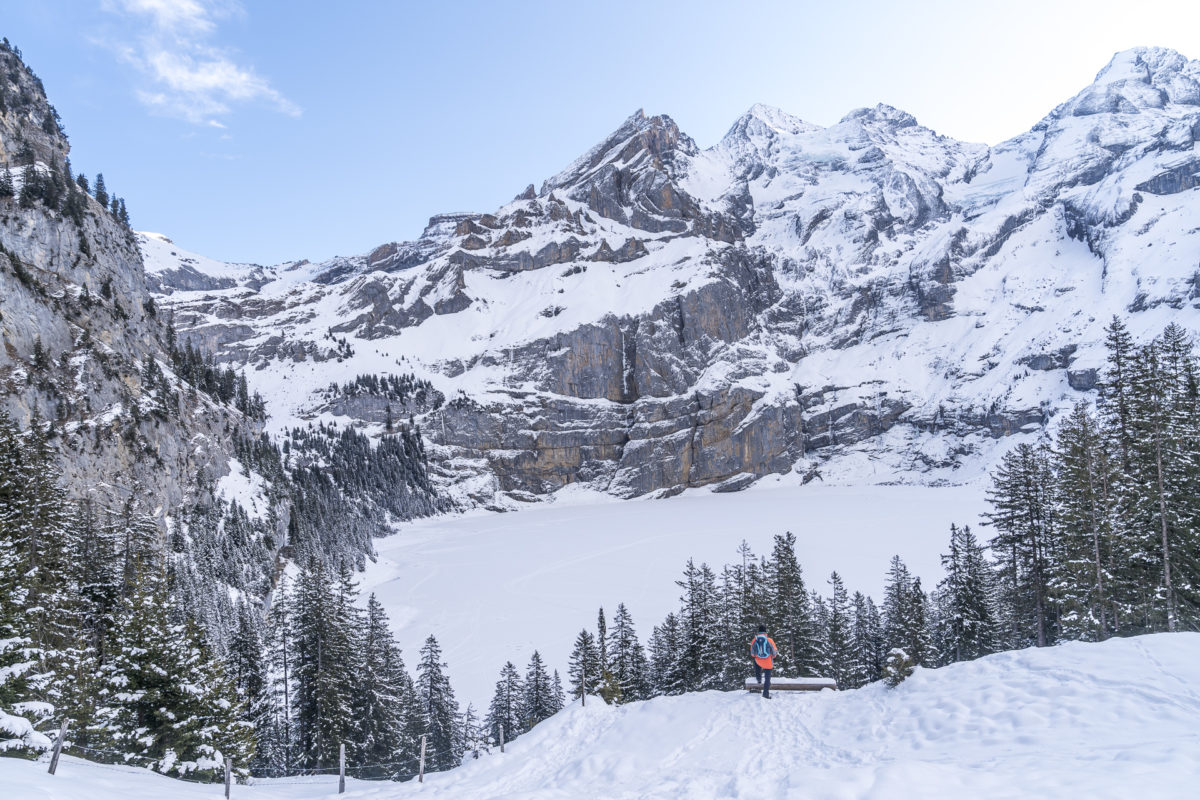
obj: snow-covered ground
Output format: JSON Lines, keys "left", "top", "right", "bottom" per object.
{"left": 357, "top": 482, "right": 985, "bottom": 708}
{"left": 7, "top": 634, "right": 1199, "bottom": 798}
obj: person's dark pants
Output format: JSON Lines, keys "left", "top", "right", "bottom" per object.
{"left": 754, "top": 663, "right": 772, "bottom": 697}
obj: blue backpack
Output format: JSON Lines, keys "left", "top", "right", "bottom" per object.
{"left": 752, "top": 634, "right": 775, "bottom": 659}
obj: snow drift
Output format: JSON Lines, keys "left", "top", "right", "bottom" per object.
{"left": 4, "top": 633, "right": 1198, "bottom": 799}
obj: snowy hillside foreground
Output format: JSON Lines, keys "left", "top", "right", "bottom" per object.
{"left": 356, "top": 482, "right": 985, "bottom": 709}
{"left": 6, "top": 634, "right": 1199, "bottom": 799}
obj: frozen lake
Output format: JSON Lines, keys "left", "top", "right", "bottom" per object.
{"left": 358, "top": 481, "right": 986, "bottom": 707}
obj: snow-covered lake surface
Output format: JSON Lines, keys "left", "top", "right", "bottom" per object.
{"left": 357, "top": 482, "right": 986, "bottom": 708}
{"left": 8, "top": 634, "right": 1199, "bottom": 799}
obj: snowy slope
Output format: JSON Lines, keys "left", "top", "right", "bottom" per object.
{"left": 6, "top": 634, "right": 1198, "bottom": 799}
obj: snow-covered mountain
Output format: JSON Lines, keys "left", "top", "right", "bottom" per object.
{"left": 5, "top": 633, "right": 1198, "bottom": 798}
{"left": 155, "top": 46, "right": 1200, "bottom": 505}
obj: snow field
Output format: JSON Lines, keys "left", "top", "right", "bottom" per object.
{"left": 357, "top": 483, "right": 986, "bottom": 709}
{"left": 6, "top": 634, "right": 1198, "bottom": 799}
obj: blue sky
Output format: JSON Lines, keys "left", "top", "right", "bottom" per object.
{"left": 5, "top": 1, "right": 1199, "bottom": 265}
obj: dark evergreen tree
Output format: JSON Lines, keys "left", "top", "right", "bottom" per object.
{"left": 984, "top": 443, "right": 1058, "bottom": 647}
{"left": 93, "top": 172, "right": 108, "bottom": 208}
{"left": 416, "top": 635, "right": 462, "bottom": 771}
{"left": 519, "top": 651, "right": 556, "bottom": 731}
{"left": 606, "top": 603, "right": 649, "bottom": 703}
{"left": 936, "top": 524, "right": 998, "bottom": 662}
{"left": 567, "top": 629, "right": 602, "bottom": 701}
{"left": 822, "top": 572, "right": 857, "bottom": 688}
{"left": 485, "top": 661, "right": 522, "bottom": 746}
{"left": 355, "top": 593, "right": 415, "bottom": 777}
{"left": 764, "top": 533, "right": 819, "bottom": 676}
{"left": 93, "top": 578, "right": 254, "bottom": 780}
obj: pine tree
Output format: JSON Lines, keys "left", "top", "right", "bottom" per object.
{"left": 673, "top": 559, "right": 721, "bottom": 692}
{"left": 606, "top": 603, "right": 649, "bottom": 703}
{"left": 823, "top": 572, "right": 857, "bottom": 688}
{"left": 849, "top": 591, "right": 883, "bottom": 687}
{"left": 263, "top": 576, "right": 295, "bottom": 776}
{"left": 647, "top": 613, "right": 681, "bottom": 696}
{"left": 227, "top": 600, "right": 273, "bottom": 772}
{"left": 519, "top": 651, "right": 556, "bottom": 731}
{"left": 93, "top": 172, "right": 108, "bottom": 208}
{"left": 984, "top": 443, "right": 1058, "bottom": 647}
{"left": 936, "top": 524, "right": 998, "bottom": 662}
{"left": 485, "top": 661, "right": 522, "bottom": 746}
{"left": 567, "top": 629, "right": 601, "bottom": 702}
{"left": 764, "top": 533, "right": 819, "bottom": 676}
{"left": 416, "top": 635, "right": 462, "bottom": 771}
{"left": 93, "top": 578, "right": 254, "bottom": 780}
{"left": 549, "top": 670, "right": 566, "bottom": 715}
{"left": 291, "top": 558, "right": 357, "bottom": 769}
{"left": 355, "top": 594, "right": 414, "bottom": 777}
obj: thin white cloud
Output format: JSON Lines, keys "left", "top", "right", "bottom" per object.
{"left": 101, "top": 0, "right": 300, "bottom": 125}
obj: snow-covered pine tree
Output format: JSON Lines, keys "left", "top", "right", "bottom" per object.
{"left": 355, "top": 593, "right": 415, "bottom": 777}
{"left": 567, "top": 629, "right": 601, "bottom": 702}
{"left": 673, "top": 559, "right": 722, "bottom": 692}
{"left": 936, "top": 524, "right": 998, "bottom": 662}
{"left": 849, "top": 591, "right": 882, "bottom": 687}
{"left": 416, "top": 634, "right": 462, "bottom": 771}
{"left": 519, "top": 651, "right": 556, "bottom": 731}
{"left": 93, "top": 579, "right": 254, "bottom": 780}
{"left": 809, "top": 590, "right": 831, "bottom": 677}
{"left": 984, "top": 443, "right": 1058, "bottom": 647}
{"left": 907, "top": 577, "right": 934, "bottom": 667}
{"left": 460, "top": 703, "right": 483, "bottom": 761}
{"left": 262, "top": 575, "right": 295, "bottom": 776}
{"left": 1124, "top": 326, "right": 1200, "bottom": 632}
{"left": 485, "top": 661, "right": 522, "bottom": 746}
{"left": 227, "top": 600, "right": 271, "bottom": 746}
{"left": 764, "top": 533, "right": 819, "bottom": 677}
{"left": 647, "top": 613, "right": 681, "bottom": 696}
{"left": 1052, "top": 404, "right": 1119, "bottom": 641}
{"left": 291, "top": 557, "right": 358, "bottom": 769}
{"left": 549, "top": 670, "right": 566, "bottom": 715}
{"left": 823, "top": 572, "right": 857, "bottom": 688}
{"left": 606, "top": 603, "right": 649, "bottom": 703}
{"left": 881, "top": 555, "right": 912, "bottom": 654}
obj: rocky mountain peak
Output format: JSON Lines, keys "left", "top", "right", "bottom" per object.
{"left": 0, "top": 39, "right": 69, "bottom": 167}
{"left": 838, "top": 103, "right": 920, "bottom": 131}
{"left": 541, "top": 108, "right": 696, "bottom": 195}
{"left": 1060, "top": 46, "right": 1200, "bottom": 117}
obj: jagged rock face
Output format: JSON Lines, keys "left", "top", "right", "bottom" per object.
{"left": 0, "top": 45, "right": 265, "bottom": 526}
{"left": 156, "top": 47, "right": 1200, "bottom": 502}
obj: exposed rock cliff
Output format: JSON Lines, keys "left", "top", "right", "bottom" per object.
{"left": 152, "top": 47, "right": 1200, "bottom": 503}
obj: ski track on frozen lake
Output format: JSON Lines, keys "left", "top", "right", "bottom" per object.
{"left": 7, "top": 634, "right": 1199, "bottom": 799}
{"left": 356, "top": 483, "right": 986, "bottom": 709}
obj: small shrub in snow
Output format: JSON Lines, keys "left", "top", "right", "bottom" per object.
{"left": 884, "top": 648, "right": 915, "bottom": 687}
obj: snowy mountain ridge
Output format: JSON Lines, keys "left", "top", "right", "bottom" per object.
{"left": 155, "top": 46, "right": 1200, "bottom": 506}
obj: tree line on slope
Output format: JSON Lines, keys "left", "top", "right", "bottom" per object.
{"left": 484, "top": 318, "right": 1200, "bottom": 748}
{"left": 0, "top": 433, "right": 469, "bottom": 783}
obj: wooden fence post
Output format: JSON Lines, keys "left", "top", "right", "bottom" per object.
{"left": 582, "top": 662, "right": 586, "bottom": 707}
{"left": 47, "top": 719, "right": 68, "bottom": 775}
{"left": 499, "top": 725, "right": 504, "bottom": 754}
{"left": 224, "top": 757, "right": 231, "bottom": 799}
{"left": 338, "top": 742, "right": 345, "bottom": 794}
{"left": 418, "top": 734, "right": 427, "bottom": 783}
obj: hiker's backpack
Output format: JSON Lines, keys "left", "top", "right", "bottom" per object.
{"left": 752, "top": 634, "right": 774, "bottom": 659}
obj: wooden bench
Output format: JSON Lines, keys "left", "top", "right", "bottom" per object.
{"left": 745, "top": 677, "right": 837, "bottom": 692}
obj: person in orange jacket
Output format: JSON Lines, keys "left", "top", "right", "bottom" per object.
{"left": 750, "top": 624, "right": 777, "bottom": 699}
